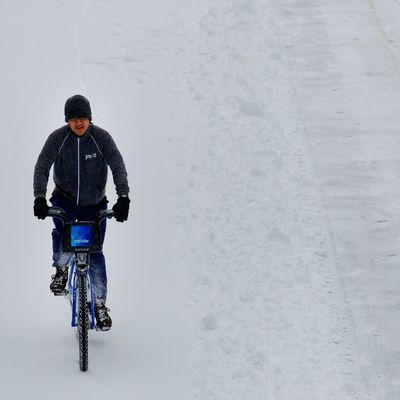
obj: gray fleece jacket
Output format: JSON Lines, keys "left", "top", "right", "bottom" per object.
{"left": 33, "top": 124, "right": 130, "bottom": 206}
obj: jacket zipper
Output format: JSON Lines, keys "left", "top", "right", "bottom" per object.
{"left": 76, "top": 137, "right": 80, "bottom": 205}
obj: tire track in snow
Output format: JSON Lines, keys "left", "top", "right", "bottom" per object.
{"left": 74, "top": 0, "right": 89, "bottom": 94}
{"left": 175, "top": 0, "right": 365, "bottom": 398}
{"left": 368, "top": 0, "right": 400, "bottom": 78}
{"left": 285, "top": 41, "right": 391, "bottom": 400}
{"left": 284, "top": 0, "right": 400, "bottom": 398}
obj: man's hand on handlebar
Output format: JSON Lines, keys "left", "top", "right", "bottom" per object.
{"left": 34, "top": 197, "right": 49, "bottom": 220}
{"left": 112, "top": 196, "right": 130, "bottom": 222}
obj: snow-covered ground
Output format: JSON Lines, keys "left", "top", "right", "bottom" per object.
{"left": 1, "top": 0, "right": 400, "bottom": 399}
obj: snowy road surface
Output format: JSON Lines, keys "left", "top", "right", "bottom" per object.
{"left": 1, "top": 0, "right": 400, "bottom": 399}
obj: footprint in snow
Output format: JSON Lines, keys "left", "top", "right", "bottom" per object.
{"left": 250, "top": 168, "right": 266, "bottom": 178}
{"left": 238, "top": 100, "right": 265, "bottom": 118}
{"left": 233, "top": 0, "right": 256, "bottom": 14}
{"left": 202, "top": 314, "right": 218, "bottom": 330}
{"left": 268, "top": 227, "right": 292, "bottom": 245}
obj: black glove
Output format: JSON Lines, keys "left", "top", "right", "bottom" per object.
{"left": 34, "top": 197, "right": 49, "bottom": 220}
{"left": 112, "top": 196, "right": 130, "bottom": 222}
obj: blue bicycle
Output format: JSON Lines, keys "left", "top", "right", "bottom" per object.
{"left": 47, "top": 207, "right": 114, "bottom": 371}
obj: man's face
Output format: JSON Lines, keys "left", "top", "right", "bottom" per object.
{"left": 68, "top": 118, "right": 90, "bottom": 136}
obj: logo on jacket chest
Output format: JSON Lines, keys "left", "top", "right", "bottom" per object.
{"left": 85, "top": 153, "right": 97, "bottom": 161}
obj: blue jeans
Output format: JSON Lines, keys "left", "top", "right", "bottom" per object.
{"left": 50, "top": 194, "right": 108, "bottom": 301}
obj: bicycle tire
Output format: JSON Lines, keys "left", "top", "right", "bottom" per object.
{"left": 78, "top": 273, "right": 89, "bottom": 371}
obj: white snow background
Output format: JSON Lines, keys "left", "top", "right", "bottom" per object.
{"left": 1, "top": 0, "right": 400, "bottom": 399}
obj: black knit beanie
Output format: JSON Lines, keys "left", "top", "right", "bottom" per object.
{"left": 64, "top": 95, "right": 92, "bottom": 122}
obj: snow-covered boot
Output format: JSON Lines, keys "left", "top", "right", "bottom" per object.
{"left": 95, "top": 299, "right": 112, "bottom": 331}
{"left": 50, "top": 266, "right": 69, "bottom": 295}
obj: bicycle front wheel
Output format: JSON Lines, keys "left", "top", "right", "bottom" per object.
{"left": 78, "top": 273, "right": 89, "bottom": 371}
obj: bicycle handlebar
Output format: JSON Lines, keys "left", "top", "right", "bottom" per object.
{"left": 46, "top": 207, "right": 115, "bottom": 224}
{"left": 97, "top": 209, "right": 115, "bottom": 223}
{"left": 47, "top": 207, "right": 67, "bottom": 222}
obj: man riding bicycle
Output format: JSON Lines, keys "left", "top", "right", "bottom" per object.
{"left": 33, "top": 94, "right": 130, "bottom": 331}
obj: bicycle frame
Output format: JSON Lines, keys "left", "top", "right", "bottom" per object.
{"left": 47, "top": 207, "right": 114, "bottom": 370}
